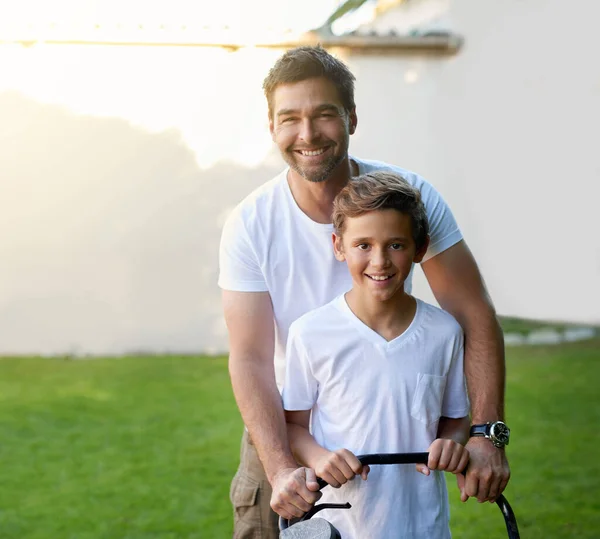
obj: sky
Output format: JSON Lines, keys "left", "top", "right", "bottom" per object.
{"left": 1, "top": 0, "right": 333, "bottom": 25}
{"left": 0, "top": 0, "right": 376, "bottom": 37}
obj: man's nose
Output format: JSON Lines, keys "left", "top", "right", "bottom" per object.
{"left": 299, "top": 118, "right": 319, "bottom": 144}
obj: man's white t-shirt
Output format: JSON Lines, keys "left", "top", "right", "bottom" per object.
{"left": 218, "top": 158, "right": 463, "bottom": 389}
{"left": 282, "top": 296, "right": 469, "bottom": 539}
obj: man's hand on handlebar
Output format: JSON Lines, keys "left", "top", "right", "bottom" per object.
{"left": 459, "top": 436, "right": 510, "bottom": 504}
{"left": 270, "top": 467, "right": 322, "bottom": 520}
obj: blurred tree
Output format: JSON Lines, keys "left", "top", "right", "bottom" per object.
{"left": 321, "top": 0, "right": 373, "bottom": 29}
{"left": 319, "top": 0, "right": 406, "bottom": 31}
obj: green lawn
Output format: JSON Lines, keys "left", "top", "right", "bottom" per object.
{"left": 1, "top": 340, "right": 599, "bottom": 538}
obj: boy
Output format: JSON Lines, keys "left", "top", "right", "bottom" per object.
{"left": 282, "top": 171, "right": 470, "bottom": 539}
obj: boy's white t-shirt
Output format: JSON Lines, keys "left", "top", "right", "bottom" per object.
{"left": 218, "top": 157, "right": 463, "bottom": 390}
{"left": 282, "top": 296, "right": 469, "bottom": 539}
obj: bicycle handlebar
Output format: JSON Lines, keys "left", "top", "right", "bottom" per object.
{"left": 280, "top": 452, "right": 520, "bottom": 539}
{"left": 314, "top": 452, "right": 429, "bottom": 489}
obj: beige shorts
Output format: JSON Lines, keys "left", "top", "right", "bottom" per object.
{"left": 230, "top": 430, "right": 280, "bottom": 538}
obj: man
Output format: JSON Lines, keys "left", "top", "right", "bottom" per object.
{"left": 219, "top": 46, "right": 510, "bottom": 538}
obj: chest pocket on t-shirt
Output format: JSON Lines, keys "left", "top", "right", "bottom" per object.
{"left": 411, "top": 373, "right": 446, "bottom": 426}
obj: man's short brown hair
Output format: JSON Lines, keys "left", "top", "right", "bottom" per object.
{"left": 332, "top": 171, "right": 430, "bottom": 252}
{"left": 263, "top": 46, "right": 356, "bottom": 119}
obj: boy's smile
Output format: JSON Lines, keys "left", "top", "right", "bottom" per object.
{"left": 365, "top": 272, "right": 396, "bottom": 282}
{"left": 334, "top": 209, "right": 427, "bottom": 304}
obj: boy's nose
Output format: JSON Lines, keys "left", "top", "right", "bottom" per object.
{"left": 371, "top": 249, "right": 391, "bottom": 269}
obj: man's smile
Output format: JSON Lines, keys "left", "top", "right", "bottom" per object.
{"left": 293, "top": 146, "right": 330, "bottom": 157}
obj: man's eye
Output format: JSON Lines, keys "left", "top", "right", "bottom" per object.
{"left": 281, "top": 117, "right": 296, "bottom": 124}
{"left": 357, "top": 244, "right": 369, "bottom": 250}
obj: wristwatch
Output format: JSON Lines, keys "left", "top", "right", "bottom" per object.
{"left": 470, "top": 421, "right": 510, "bottom": 448}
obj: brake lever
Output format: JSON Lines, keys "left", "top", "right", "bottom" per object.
{"left": 305, "top": 453, "right": 428, "bottom": 522}
{"left": 298, "top": 502, "right": 352, "bottom": 522}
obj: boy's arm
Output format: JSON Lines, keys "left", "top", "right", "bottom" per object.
{"left": 286, "top": 410, "right": 369, "bottom": 488}
{"left": 422, "top": 240, "right": 509, "bottom": 502}
{"left": 285, "top": 410, "right": 330, "bottom": 468}
{"left": 437, "top": 416, "right": 470, "bottom": 444}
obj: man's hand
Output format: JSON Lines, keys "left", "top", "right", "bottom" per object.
{"left": 270, "top": 467, "right": 322, "bottom": 520}
{"left": 417, "top": 438, "right": 469, "bottom": 476}
{"left": 457, "top": 437, "right": 510, "bottom": 503}
{"left": 313, "top": 448, "right": 370, "bottom": 488}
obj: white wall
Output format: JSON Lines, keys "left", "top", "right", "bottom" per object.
{"left": 0, "top": 0, "right": 597, "bottom": 355}
{"left": 346, "top": 0, "right": 599, "bottom": 324}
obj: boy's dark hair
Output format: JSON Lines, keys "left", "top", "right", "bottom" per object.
{"left": 262, "top": 46, "right": 356, "bottom": 120}
{"left": 332, "top": 171, "right": 430, "bottom": 252}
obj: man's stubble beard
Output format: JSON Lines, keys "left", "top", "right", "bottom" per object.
{"left": 283, "top": 134, "right": 350, "bottom": 183}
{"left": 281, "top": 114, "right": 353, "bottom": 183}
{"left": 286, "top": 153, "right": 345, "bottom": 183}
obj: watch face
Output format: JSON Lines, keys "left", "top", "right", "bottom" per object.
{"left": 490, "top": 422, "right": 510, "bottom": 445}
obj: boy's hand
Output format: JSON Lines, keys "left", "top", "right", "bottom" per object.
{"left": 416, "top": 438, "right": 469, "bottom": 476}
{"left": 313, "top": 448, "right": 370, "bottom": 488}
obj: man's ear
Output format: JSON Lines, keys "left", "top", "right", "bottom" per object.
{"left": 332, "top": 233, "right": 345, "bottom": 261}
{"left": 348, "top": 108, "right": 358, "bottom": 135}
{"left": 413, "top": 235, "right": 430, "bottom": 264}
{"left": 269, "top": 116, "right": 275, "bottom": 140}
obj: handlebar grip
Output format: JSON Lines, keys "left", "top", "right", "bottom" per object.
{"left": 358, "top": 452, "right": 429, "bottom": 466}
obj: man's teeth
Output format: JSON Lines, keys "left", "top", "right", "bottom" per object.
{"left": 300, "top": 148, "right": 326, "bottom": 156}
{"left": 369, "top": 275, "right": 392, "bottom": 281}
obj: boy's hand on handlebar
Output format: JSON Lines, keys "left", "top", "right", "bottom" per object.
{"left": 270, "top": 467, "right": 322, "bottom": 520}
{"left": 314, "top": 448, "right": 370, "bottom": 488}
{"left": 416, "top": 438, "right": 469, "bottom": 476}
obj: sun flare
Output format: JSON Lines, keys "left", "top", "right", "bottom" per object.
{"left": 0, "top": 0, "right": 342, "bottom": 167}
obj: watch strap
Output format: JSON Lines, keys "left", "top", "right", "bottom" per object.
{"left": 470, "top": 423, "right": 491, "bottom": 438}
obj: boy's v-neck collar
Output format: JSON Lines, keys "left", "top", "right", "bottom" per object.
{"left": 335, "top": 293, "right": 423, "bottom": 351}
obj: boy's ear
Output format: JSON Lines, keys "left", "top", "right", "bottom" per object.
{"left": 413, "top": 235, "right": 430, "bottom": 264}
{"left": 332, "top": 233, "right": 345, "bottom": 261}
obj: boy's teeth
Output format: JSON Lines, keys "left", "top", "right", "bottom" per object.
{"left": 300, "top": 148, "right": 326, "bottom": 156}
{"left": 370, "top": 275, "right": 391, "bottom": 281}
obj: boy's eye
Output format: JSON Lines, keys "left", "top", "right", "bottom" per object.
{"left": 357, "top": 243, "right": 369, "bottom": 250}
{"left": 390, "top": 243, "right": 403, "bottom": 250}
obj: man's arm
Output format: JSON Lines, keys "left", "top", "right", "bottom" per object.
{"left": 421, "top": 240, "right": 510, "bottom": 503}
{"left": 222, "top": 290, "right": 320, "bottom": 518}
